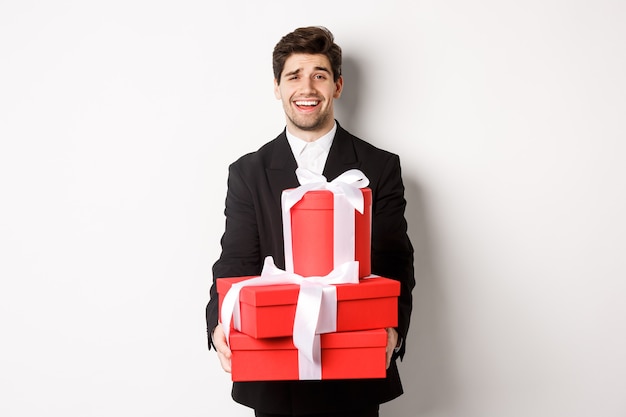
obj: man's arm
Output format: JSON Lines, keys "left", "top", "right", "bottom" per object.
{"left": 370, "top": 153, "right": 415, "bottom": 360}
{"left": 206, "top": 160, "right": 263, "bottom": 350}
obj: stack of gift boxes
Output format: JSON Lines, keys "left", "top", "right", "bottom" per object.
{"left": 217, "top": 170, "right": 400, "bottom": 381}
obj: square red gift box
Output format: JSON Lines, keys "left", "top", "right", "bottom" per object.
{"left": 229, "top": 328, "right": 387, "bottom": 381}
{"left": 217, "top": 276, "right": 399, "bottom": 339}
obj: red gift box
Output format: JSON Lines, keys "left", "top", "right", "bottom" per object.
{"left": 289, "top": 188, "right": 372, "bottom": 278}
{"left": 217, "top": 276, "right": 399, "bottom": 339}
{"left": 229, "top": 328, "right": 387, "bottom": 381}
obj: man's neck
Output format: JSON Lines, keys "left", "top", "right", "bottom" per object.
{"left": 286, "top": 120, "right": 336, "bottom": 143}
{"left": 287, "top": 121, "right": 338, "bottom": 150}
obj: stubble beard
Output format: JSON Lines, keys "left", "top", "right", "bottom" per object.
{"left": 287, "top": 109, "right": 333, "bottom": 133}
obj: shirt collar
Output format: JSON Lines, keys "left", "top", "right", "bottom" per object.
{"left": 286, "top": 122, "right": 337, "bottom": 156}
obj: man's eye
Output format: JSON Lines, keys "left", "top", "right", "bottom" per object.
{"left": 314, "top": 74, "right": 325, "bottom": 80}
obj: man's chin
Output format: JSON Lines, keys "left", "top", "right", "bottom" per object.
{"left": 289, "top": 116, "right": 331, "bottom": 132}
{"left": 294, "top": 124, "right": 323, "bottom": 132}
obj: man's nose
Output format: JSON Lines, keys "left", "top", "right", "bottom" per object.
{"left": 301, "top": 78, "right": 316, "bottom": 94}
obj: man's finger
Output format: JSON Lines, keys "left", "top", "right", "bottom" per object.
{"left": 213, "top": 323, "right": 233, "bottom": 373}
{"left": 385, "top": 328, "right": 398, "bottom": 369}
{"left": 217, "top": 350, "right": 232, "bottom": 373}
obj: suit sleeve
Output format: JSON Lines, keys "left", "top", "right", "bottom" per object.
{"left": 370, "top": 154, "right": 415, "bottom": 360}
{"left": 205, "top": 161, "right": 263, "bottom": 350}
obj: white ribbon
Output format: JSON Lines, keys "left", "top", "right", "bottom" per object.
{"left": 220, "top": 256, "right": 359, "bottom": 380}
{"left": 281, "top": 168, "right": 370, "bottom": 274}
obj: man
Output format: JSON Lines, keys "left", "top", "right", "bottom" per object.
{"left": 206, "top": 26, "right": 415, "bottom": 417}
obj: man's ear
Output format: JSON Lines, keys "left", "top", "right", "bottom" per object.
{"left": 274, "top": 78, "right": 281, "bottom": 100}
{"left": 333, "top": 75, "right": 344, "bottom": 99}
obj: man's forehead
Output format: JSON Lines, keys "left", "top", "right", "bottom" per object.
{"left": 282, "top": 53, "right": 331, "bottom": 73}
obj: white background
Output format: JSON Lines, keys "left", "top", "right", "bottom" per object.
{"left": 1, "top": 1, "right": 625, "bottom": 416}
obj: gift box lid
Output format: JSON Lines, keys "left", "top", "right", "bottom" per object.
{"left": 229, "top": 328, "right": 387, "bottom": 351}
{"left": 291, "top": 188, "right": 372, "bottom": 210}
{"left": 217, "top": 276, "right": 400, "bottom": 307}
{"left": 216, "top": 275, "right": 260, "bottom": 292}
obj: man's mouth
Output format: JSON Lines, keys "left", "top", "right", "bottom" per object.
{"left": 294, "top": 100, "right": 320, "bottom": 110}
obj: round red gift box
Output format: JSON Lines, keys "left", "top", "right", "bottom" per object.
{"left": 288, "top": 188, "right": 371, "bottom": 278}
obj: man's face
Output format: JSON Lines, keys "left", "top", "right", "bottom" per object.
{"left": 274, "top": 53, "right": 343, "bottom": 141}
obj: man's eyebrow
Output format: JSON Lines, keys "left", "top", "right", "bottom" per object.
{"left": 284, "top": 69, "right": 301, "bottom": 77}
{"left": 284, "top": 66, "right": 331, "bottom": 77}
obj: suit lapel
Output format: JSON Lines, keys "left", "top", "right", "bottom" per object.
{"left": 323, "top": 124, "right": 361, "bottom": 180}
{"left": 266, "top": 131, "right": 299, "bottom": 207}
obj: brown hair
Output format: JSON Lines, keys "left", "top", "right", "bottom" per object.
{"left": 273, "top": 26, "right": 342, "bottom": 84}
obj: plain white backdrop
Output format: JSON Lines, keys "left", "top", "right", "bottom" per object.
{"left": 1, "top": 1, "right": 625, "bottom": 416}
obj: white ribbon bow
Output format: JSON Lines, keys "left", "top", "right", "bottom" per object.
{"left": 282, "top": 168, "right": 370, "bottom": 274}
{"left": 220, "top": 256, "right": 359, "bottom": 380}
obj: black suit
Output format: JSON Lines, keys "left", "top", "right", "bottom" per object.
{"left": 206, "top": 123, "right": 415, "bottom": 415}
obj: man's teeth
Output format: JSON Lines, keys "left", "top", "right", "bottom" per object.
{"left": 295, "top": 101, "right": 319, "bottom": 106}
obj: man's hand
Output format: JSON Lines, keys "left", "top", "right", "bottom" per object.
{"left": 212, "top": 323, "right": 232, "bottom": 373}
{"left": 385, "top": 327, "right": 399, "bottom": 369}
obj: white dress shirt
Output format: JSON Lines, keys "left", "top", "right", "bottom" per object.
{"left": 286, "top": 123, "right": 336, "bottom": 175}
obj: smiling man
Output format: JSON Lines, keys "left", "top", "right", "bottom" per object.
{"left": 206, "top": 27, "right": 415, "bottom": 417}
{"left": 274, "top": 53, "right": 342, "bottom": 139}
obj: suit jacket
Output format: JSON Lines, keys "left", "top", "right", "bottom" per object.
{"left": 206, "top": 123, "right": 415, "bottom": 415}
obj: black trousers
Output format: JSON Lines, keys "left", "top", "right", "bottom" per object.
{"left": 254, "top": 405, "right": 379, "bottom": 417}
